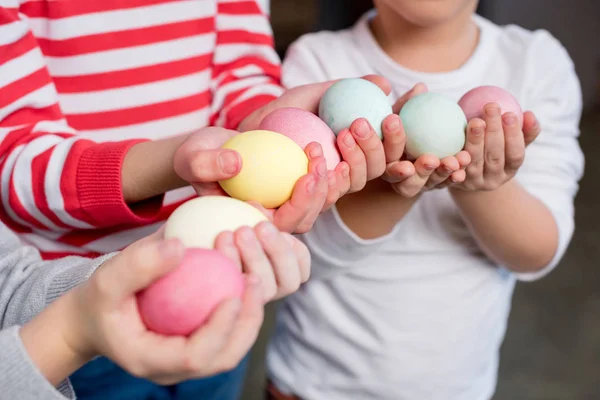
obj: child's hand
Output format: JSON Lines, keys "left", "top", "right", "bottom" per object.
{"left": 173, "top": 127, "right": 328, "bottom": 234}
{"left": 62, "top": 231, "right": 265, "bottom": 385}
{"left": 451, "top": 105, "right": 541, "bottom": 192}
{"left": 215, "top": 221, "right": 311, "bottom": 302}
{"left": 378, "top": 83, "right": 471, "bottom": 197}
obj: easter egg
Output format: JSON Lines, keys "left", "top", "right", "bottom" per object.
{"left": 219, "top": 130, "right": 308, "bottom": 208}
{"left": 400, "top": 92, "right": 467, "bottom": 158}
{"left": 164, "top": 196, "right": 268, "bottom": 249}
{"left": 259, "top": 107, "right": 341, "bottom": 170}
{"left": 458, "top": 85, "right": 523, "bottom": 124}
{"left": 318, "top": 78, "right": 392, "bottom": 139}
{"left": 137, "top": 248, "right": 244, "bottom": 336}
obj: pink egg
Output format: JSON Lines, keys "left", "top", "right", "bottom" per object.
{"left": 259, "top": 107, "right": 341, "bottom": 170}
{"left": 458, "top": 85, "right": 523, "bottom": 125}
{"left": 137, "top": 248, "right": 244, "bottom": 336}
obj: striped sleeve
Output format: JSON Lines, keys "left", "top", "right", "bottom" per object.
{"left": 0, "top": 4, "right": 162, "bottom": 234}
{"left": 210, "top": 0, "right": 284, "bottom": 130}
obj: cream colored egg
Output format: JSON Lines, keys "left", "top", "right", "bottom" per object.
{"left": 164, "top": 196, "right": 268, "bottom": 249}
{"left": 219, "top": 130, "right": 309, "bottom": 209}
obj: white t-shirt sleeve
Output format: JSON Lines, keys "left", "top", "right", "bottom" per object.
{"left": 512, "top": 31, "right": 584, "bottom": 282}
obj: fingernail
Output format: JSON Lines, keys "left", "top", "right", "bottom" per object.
{"left": 471, "top": 126, "right": 484, "bottom": 136}
{"left": 485, "top": 105, "right": 500, "bottom": 117}
{"left": 444, "top": 167, "right": 453, "bottom": 174}
{"left": 343, "top": 132, "right": 356, "bottom": 149}
{"left": 502, "top": 114, "right": 516, "bottom": 126}
{"left": 306, "top": 175, "right": 317, "bottom": 193}
{"left": 341, "top": 164, "right": 350, "bottom": 178}
{"left": 309, "top": 144, "right": 323, "bottom": 159}
{"left": 386, "top": 117, "right": 400, "bottom": 132}
{"left": 354, "top": 119, "right": 371, "bottom": 139}
{"left": 425, "top": 164, "right": 436, "bottom": 171}
{"left": 218, "top": 150, "right": 240, "bottom": 175}
{"left": 316, "top": 160, "right": 327, "bottom": 178}
{"left": 239, "top": 227, "right": 256, "bottom": 243}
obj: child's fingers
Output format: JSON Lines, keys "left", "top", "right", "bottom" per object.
{"left": 502, "top": 112, "right": 526, "bottom": 174}
{"left": 206, "top": 275, "right": 264, "bottom": 374}
{"left": 391, "top": 82, "right": 428, "bottom": 114}
{"left": 392, "top": 155, "right": 439, "bottom": 197}
{"left": 455, "top": 150, "right": 471, "bottom": 168}
{"left": 382, "top": 160, "right": 415, "bottom": 184}
{"left": 450, "top": 169, "right": 467, "bottom": 184}
{"left": 349, "top": 118, "right": 386, "bottom": 180}
{"left": 214, "top": 231, "right": 242, "bottom": 268}
{"left": 425, "top": 156, "right": 459, "bottom": 189}
{"left": 96, "top": 238, "right": 185, "bottom": 304}
{"left": 482, "top": 103, "right": 505, "bottom": 177}
{"left": 255, "top": 222, "right": 301, "bottom": 299}
{"left": 522, "top": 111, "right": 541, "bottom": 146}
{"left": 282, "top": 233, "right": 311, "bottom": 283}
{"left": 337, "top": 129, "right": 367, "bottom": 192}
{"left": 381, "top": 114, "right": 405, "bottom": 163}
{"left": 183, "top": 297, "right": 242, "bottom": 372}
{"left": 322, "top": 171, "right": 340, "bottom": 211}
{"left": 272, "top": 173, "right": 317, "bottom": 233}
{"left": 295, "top": 144, "right": 328, "bottom": 233}
{"left": 464, "top": 118, "right": 486, "bottom": 180}
{"left": 234, "top": 227, "right": 276, "bottom": 302}
{"left": 335, "top": 162, "right": 352, "bottom": 197}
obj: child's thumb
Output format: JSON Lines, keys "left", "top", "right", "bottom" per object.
{"left": 100, "top": 237, "right": 186, "bottom": 302}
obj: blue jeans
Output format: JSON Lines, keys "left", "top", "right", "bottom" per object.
{"left": 70, "top": 355, "right": 249, "bottom": 400}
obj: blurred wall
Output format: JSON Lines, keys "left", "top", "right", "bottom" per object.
{"left": 485, "top": 0, "right": 600, "bottom": 109}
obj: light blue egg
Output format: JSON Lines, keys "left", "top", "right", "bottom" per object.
{"left": 318, "top": 78, "right": 392, "bottom": 139}
{"left": 399, "top": 92, "right": 467, "bottom": 158}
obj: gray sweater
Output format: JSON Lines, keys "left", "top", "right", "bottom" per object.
{"left": 0, "top": 223, "right": 112, "bottom": 399}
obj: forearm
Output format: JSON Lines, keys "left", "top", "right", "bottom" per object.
{"left": 19, "top": 292, "right": 90, "bottom": 387}
{"left": 121, "top": 134, "right": 190, "bottom": 204}
{"left": 450, "top": 179, "right": 558, "bottom": 272}
{"left": 336, "top": 179, "right": 417, "bottom": 240}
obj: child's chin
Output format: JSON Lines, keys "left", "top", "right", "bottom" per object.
{"left": 379, "top": 0, "right": 476, "bottom": 27}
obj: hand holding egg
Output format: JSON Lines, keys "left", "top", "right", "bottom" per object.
{"left": 451, "top": 85, "right": 542, "bottom": 192}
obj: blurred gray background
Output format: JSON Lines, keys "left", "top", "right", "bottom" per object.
{"left": 243, "top": 1, "right": 600, "bottom": 398}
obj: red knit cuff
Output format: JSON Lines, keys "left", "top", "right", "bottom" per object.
{"left": 226, "top": 93, "right": 279, "bottom": 130}
{"left": 76, "top": 140, "right": 164, "bottom": 227}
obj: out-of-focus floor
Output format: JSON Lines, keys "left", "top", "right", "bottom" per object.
{"left": 242, "top": 110, "right": 600, "bottom": 400}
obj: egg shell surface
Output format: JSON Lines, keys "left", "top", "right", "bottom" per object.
{"left": 458, "top": 85, "right": 523, "bottom": 124}
{"left": 318, "top": 78, "right": 392, "bottom": 139}
{"left": 164, "top": 196, "right": 268, "bottom": 249}
{"left": 259, "top": 107, "right": 341, "bottom": 170}
{"left": 137, "top": 248, "right": 244, "bottom": 336}
{"left": 219, "top": 130, "right": 309, "bottom": 209}
{"left": 400, "top": 92, "right": 467, "bottom": 158}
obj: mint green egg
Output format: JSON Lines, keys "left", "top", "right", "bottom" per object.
{"left": 318, "top": 78, "right": 392, "bottom": 139}
{"left": 400, "top": 92, "right": 467, "bottom": 158}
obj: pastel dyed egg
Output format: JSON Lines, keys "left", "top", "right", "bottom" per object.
{"left": 458, "top": 85, "right": 523, "bottom": 124}
{"left": 164, "top": 196, "right": 268, "bottom": 249}
{"left": 318, "top": 78, "right": 392, "bottom": 139}
{"left": 219, "top": 130, "right": 308, "bottom": 208}
{"left": 400, "top": 92, "right": 467, "bottom": 158}
{"left": 137, "top": 248, "right": 244, "bottom": 336}
{"left": 259, "top": 107, "right": 341, "bottom": 170}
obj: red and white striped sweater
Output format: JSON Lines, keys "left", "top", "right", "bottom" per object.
{"left": 0, "top": 0, "right": 283, "bottom": 259}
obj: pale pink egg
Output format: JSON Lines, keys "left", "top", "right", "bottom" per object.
{"left": 458, "top": 85, "right": 523, "bottom": 125}
{"left": 137, "top": 248, "right": 244, "bottom": 336}
{"left": 259, "top": 107, "right": 341, "bottom": 170}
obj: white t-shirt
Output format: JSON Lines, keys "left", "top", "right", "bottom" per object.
{"left": 266, "top": 11, "right": 584, "bottom": 400}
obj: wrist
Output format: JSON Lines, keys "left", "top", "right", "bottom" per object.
{"left": 122, "top": 134, "right": 190, "bottom": 203}
{"left": 19, "top": 292, "right": 95, "bottom": 386}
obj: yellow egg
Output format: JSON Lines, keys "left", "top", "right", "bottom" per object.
{"left": 219, "top": 130, "right": 309, "bottom": 208}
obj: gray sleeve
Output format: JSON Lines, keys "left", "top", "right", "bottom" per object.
{"left": 0, "top": 326, "right": 75, "bottom": 399}
{"left": 0, "top": 223, "right": 114, "bottom": 328}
